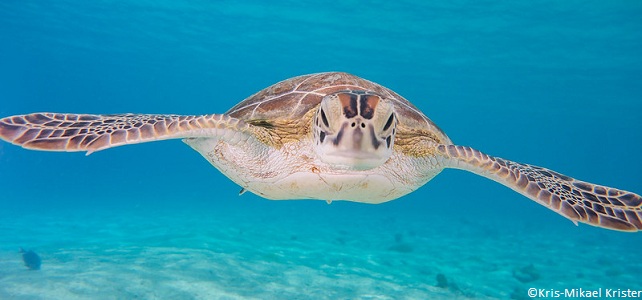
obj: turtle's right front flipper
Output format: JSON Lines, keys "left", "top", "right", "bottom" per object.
{"left": 0, "top": 113, "right": 269, "bottom": 155}
{"left": 436, "top": 144, "right": 642, "bottom": 232}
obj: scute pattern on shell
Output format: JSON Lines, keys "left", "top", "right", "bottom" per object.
{"left": 225, "top": 72, "right": 448, "bottom": 142}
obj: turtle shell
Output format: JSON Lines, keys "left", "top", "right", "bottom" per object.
{"left": 226, "top": 72, "right": 451, "bottom": 145}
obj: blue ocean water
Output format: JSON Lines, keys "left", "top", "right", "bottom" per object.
{"left": 0, "top": 1, "right": 641, "bottom": 299}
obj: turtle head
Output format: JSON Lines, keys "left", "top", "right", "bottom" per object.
{"left": 313, "top": 90, "right": 397, "bottom": 170}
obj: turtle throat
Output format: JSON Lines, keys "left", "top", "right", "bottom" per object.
{"left": 313, "top": 91, "right": 397, "bottom": 170}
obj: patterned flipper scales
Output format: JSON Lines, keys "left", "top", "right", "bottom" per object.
{"left": 1, "top": 113, "right": 640, "bottom": 231}
{"left": 0, "top": 113, "right": 262, "bottom": 154}
{"left": 437, "top": 145, "right": 642, "bottom": 231}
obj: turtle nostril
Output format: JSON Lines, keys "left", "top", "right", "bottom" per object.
{"left": 360, "top": 123, "right": 365, "bottom": 128}
{"left": 351, "top": 122, "right": 356, "bottom": 127}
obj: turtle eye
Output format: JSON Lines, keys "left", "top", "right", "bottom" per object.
{"left": 320, "top": 108, "right": 329, "bottom": 127}
{"left": 383, "top": 114, "right": 395, "bottom": 131}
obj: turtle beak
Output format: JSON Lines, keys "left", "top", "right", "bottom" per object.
{"left": 323, "top": 119, "right": 385, "bottom": 169}
{"left": 332, "top": 119, "right": 381, "bottom": 153}
{"left": 351, "top": 125, "right": 363, "bottom": 149}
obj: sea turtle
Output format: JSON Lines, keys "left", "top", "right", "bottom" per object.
{"left": 0, "top": 72, "right": 640, "bottom": 231}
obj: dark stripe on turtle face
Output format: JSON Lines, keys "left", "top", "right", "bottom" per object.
{"left": 338, "top": 93, "right": 358, "bottom": 118}
{"left": 383, "top": 114, "right": 394, "bottom": 131}
{"left": 333, "top": 123, "right": 346, "bottom": 145}
{"left": 359, "top": 95, "right": 379, "bottom": 120}
{"left": 320, "top": 108, "right": 329, "bottom": 127}
{"left": 369, "top": 125, "right": 380, "bottom": 149}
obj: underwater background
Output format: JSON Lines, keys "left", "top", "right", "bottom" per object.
{"left": 0, "top": 1, "right": 641, "bottom": 299}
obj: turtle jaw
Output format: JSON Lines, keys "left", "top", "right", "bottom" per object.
{"left": 321, "top": 150, "right": 390, "bottom": 171}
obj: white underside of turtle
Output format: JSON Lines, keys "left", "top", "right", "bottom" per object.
{"left": 0, "top": 72, "right": 640, "bottom": 231}
{"left": 186, "top": 138, "right": 436, "bottom": 203}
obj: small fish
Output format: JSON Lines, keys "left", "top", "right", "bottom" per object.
{"left": 19, "top": 247, "right": 41, "bottom": 270}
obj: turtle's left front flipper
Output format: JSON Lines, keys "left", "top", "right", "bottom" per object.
{"left": 436, "top": 144, "right": 641, "bottom": 232}
{"left": 0, "top": 113, "right": 269, "bottom": 155}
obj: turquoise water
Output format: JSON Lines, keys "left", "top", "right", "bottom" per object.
{"left": 1, "top": 1, "right": 641, "bottom": 299}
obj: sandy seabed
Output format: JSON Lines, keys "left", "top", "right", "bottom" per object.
{"left": 1, "top": 199, "right": 640, "bottom": 300}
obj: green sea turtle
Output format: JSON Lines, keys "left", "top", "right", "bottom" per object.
{"left": 0, "top": 72, "right": 640, "bottom": 231}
